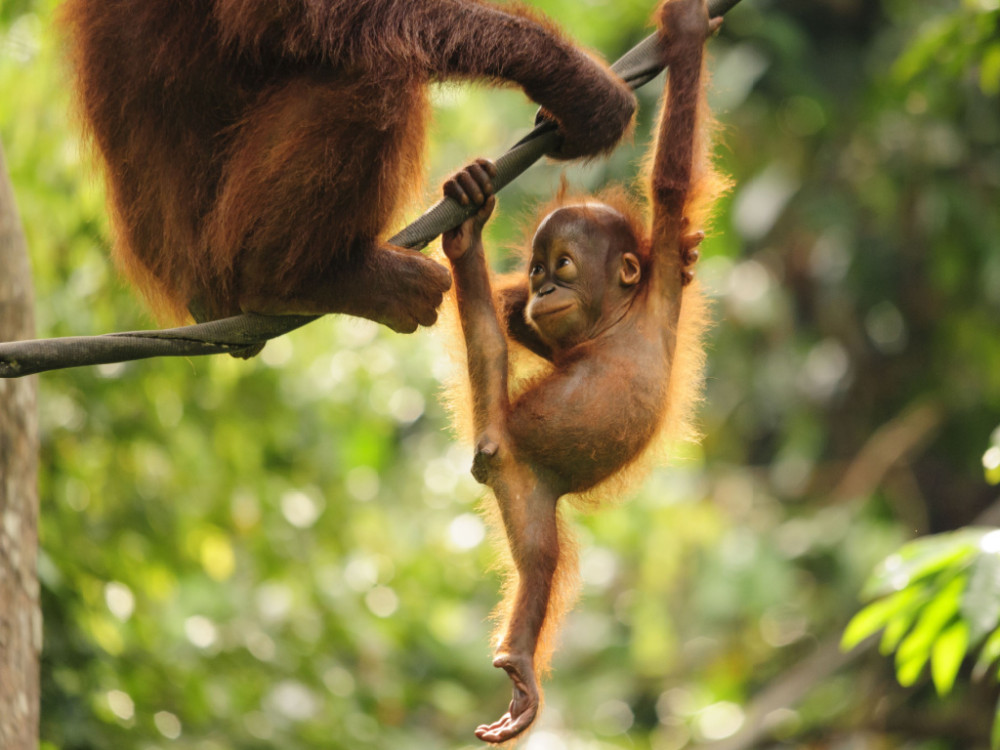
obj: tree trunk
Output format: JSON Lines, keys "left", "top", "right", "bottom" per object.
{"left": 0, "top": 140, "right": 41, "bottom": 748}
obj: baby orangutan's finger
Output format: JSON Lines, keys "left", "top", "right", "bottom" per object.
{"left": 465, "top": 164, "right": 494, "bottom": 197}
{"left": 457, "top": 170, "right": 485, "bottom": 206}
{"left": 444, "top": 178, "right": 471, "bottom": 206}
{"left": 476, "top": 195, "right": 496, "bottom": 223}
{"left": 474, "top": 157, "right": 498, "bottom": 179}
{"left": 465, "top": 160, "right": 497, "bottom": 204}
{"left": 681, "top": 230, "right": 704, "bottom": 265}
{"left": 682, "top": 229, "right": 705, "bottom": 248}
{"left": 681, "top": 269, "right": 695, "bottom": 286}
{"left": 444, "top": 159, "right": 494, "bottom": 207}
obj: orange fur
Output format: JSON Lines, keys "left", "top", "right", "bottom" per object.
{"left": 437, "top": 261, "right": 714, "bottom": 705}
{"left": 476, "top": 497, "right": 581, "bottom": 678}
{"left": 437, "top": 2, "right": 727, "bottom": 737}
{"left": 58, "top": 0, "right": 635, "bottom": 327}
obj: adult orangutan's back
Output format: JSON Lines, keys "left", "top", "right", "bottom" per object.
{"left": 61, "top": 0, "right": 637, "bottom": 330}
{"left": 62, "top": 0, "right": 253, "bottom": 320}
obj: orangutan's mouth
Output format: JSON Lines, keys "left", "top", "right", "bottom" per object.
{"left": 534, "top": 303, "right": 573, "bottom": 318}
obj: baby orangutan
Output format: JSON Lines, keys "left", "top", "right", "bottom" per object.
{"left": 441, "top": 0, "right": 724, "bottom": 742}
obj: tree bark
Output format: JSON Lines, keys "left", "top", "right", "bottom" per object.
{"left": 0, "top": 140, "right": 41, "bottom": 748}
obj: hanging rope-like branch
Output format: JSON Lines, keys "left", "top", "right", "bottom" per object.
{"left": 0, "top": 0, "right": 744, "bottom": 379}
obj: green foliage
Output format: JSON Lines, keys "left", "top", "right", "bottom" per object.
{"left": 844, "top": 529, "right": 1000, "bottom": 745}
{"left": 892, "top": 7, "right": 1000, "bottom": 95}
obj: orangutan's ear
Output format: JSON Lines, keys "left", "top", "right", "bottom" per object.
{"left": 619, "top": 252, "right": 641, "bottom": 287}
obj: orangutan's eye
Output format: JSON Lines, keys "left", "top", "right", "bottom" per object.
{"left": 554, "top": 256, "right": 577, "bottom": 282}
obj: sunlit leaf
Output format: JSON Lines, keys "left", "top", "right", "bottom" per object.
{"left": 982, "top": 43, "right": 1000, "bottom": 96}
{"left": 931, "top": 621, "right": 970, "bottom": 696}
{"left": 863, "top": 533, "right": 977, "bottom": 599}
{"left": 881, "top": 610, "right": 919, "bottom": 656}
{"left": 842, "top": 586, "right": 923, "bottom": 651}
{"left": 963, "top": 551, "right": 1000, "bottom": 641}
{"left": 895, "top": 576, "right": 964, "bottom": 669}
{"left": 891, "top": 15, "right": 960, "bottom": 84}
{"left": 897, "top": 647, "right": 930, "bottom": 688}
{"left": 974, "top": 627, "right": 1000, "bottom": 680}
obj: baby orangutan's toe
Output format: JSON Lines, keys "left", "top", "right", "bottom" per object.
{"left": 474, "top": 653, "right": 539, "bottom": 744}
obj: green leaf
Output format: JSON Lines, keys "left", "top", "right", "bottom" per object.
{"left": 982, "top": 43, "right": 1000, "bottom": 96}
{"left": 963, "top": 551, "right": 1000, "bottom": 641}
{"left": 842, "top": 586, "right": 923, "bottom": 651}
{"left": 862, "top": 532, "right": 978, "bottom": 599}
{"left": 897, "top": 648, "right": 930, "bottom": 687}
{"left": 931, "top": 621, "right": 970, "bottom": 696}
{"left": 891, "top": 15, "right": 960, "bottom": 84}
{"left": 881, "top": 608, "right": 920, "bottom": 656}
{"left": 975, "top": 627, "right": 1000, "bottom": 680}
{"left": 895, "top": 576, "right": 965, "bottom": 674}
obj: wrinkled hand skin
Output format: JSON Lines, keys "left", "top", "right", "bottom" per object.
{"left": 474, "top": 653, "right": 539, "bottom": 744}
{"left": 442, "top": 158, "right": 498, "bottom": 263}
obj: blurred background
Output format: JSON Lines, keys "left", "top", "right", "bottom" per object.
{"left": 2, "top": 0, "right": 999, "bottom": 748}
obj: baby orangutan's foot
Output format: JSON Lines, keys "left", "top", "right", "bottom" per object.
{"left": 475, "top": 652, "right": 539, "bottom": 744}
{"left": 471, "top": 436, "right": 499, "bottom": 485}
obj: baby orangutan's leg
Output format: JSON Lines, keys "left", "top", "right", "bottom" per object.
{"left": 442, "top": 157, "right": 560, "bottom": 743}
{"left": 476, "top": 478, "right": 561, "bottom": 744}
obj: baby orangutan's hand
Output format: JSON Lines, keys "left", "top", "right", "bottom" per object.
{"left": 680, "top": 217, "right": 705, "bottom": 286}
{"left": 442, "top": 159, "right": 498, "bottom": 262}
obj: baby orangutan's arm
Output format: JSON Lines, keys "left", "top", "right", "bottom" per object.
{"left": 443, "top": 161, "right": 561, "bottom": 744}
{"left": 650, "top": 0, "right": 722, "bottom": 300}
{"left": 442, "top": 159, "right": 507, "bottom": 457}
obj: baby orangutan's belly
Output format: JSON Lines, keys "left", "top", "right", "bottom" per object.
{"left": 509, "top": 365, "right": 667, "bottom": 494}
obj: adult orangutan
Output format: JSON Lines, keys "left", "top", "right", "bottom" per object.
{"left": 59, "top": 0, "right": 635, "bottom": 332}
{"left": 440, "top": 0, "right": 725, "bottom": 741}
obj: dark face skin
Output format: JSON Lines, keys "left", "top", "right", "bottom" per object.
{"left": 525, "top": 204, "right": 642, "bottom": 351}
